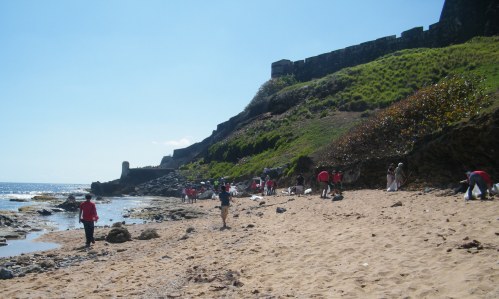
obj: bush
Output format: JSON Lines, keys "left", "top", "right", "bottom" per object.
{"left": 324, "top": 75, "right": 489, "bottom": 164}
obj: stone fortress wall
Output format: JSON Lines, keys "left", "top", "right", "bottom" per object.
{"left": 168, "top": 0, "right": 498, "bottom": 169}
{"left": 120, "top": 161, "right": 174, "bottom": 185}
{"left": 271, "top": 0, "right": 499, "bottom": 81}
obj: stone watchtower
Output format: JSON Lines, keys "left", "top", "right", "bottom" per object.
{"left": 121, "top": 161, "right": 130, "bottom": 179}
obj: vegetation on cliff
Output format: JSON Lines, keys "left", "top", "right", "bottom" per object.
{"left": 315, "top": 74, "right": 491, "bottom": 166}
{"left": 180, "top": 37, "right": 499, "bottom": 184}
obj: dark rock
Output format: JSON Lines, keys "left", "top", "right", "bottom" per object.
{"left": 0, "top": 232, "right": 24, "bottom": 240}
{"left": 458, "top": 239, "right": 482, "bottom": 250}
{"left": 105, "top": 227, "right": 132, "bottom": 243}
{"left": 276, "top": 207, "right": 287, "bottom": 213}
{"left": 112, "top": 222, "right": 124, "bottom": 228}
{"left": 0, "top": 268, "right": 14, "bottom": 279}
{"left": 9, "top": 198, "right": 28, "bottom": 202}
{"left": 137, "top": 228, "right": 160, "bottom": 240}
{"left": 37, "top": 209, "right": 52, "bottom": 216}
{"left": 391, "top": 201, "right": 403, "bottom": 207}
{"left": 186, "top": 227, "right": 195, "bottom": 233}
{"left": 0, "top": 214, "right": 14, "bottom": 226}
{"left": 40, "top": 260, "right": 55, "bottom": 269}
{"left": 57, "top": 197, "right": 80, "bottom": 212}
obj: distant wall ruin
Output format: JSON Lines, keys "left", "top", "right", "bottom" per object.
{"left": 272, "top": 0, "right": 499, "bottom": 81}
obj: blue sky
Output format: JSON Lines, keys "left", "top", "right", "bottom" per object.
{"left": 0, "top": 0, "right": 445, "bottom": 184}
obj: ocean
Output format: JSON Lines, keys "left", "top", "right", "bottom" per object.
{"left": 0, "top": 182, "right": 150, "bottom": 258}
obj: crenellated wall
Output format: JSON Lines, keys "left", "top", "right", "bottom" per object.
{"left": 272, "top": 0, "right": 499, "bottom": 81}
{"left": 166, "top": 0, "right": 498, "bottom": 169}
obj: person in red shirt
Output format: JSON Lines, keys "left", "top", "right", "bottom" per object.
{"left": 250, "top": 180, "right": 257, "bottom": 193}
{"left": 266, "top": 179, "right": 274, "bottom": 195}
{"left": 466, "top": 170, "right": 493, "bottom": 200}
{"left": 333, "top": 170, "right": 344, "bottom": 194}
{"left": 79, "top": 194, "right": 99, "bottom": 248}
{"left": 317, "top": 170, "right": 330, "bottom": 199}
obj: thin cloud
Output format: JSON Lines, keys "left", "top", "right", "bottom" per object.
{"left": 153, "top": 137, "right": 192, "bottom": 148}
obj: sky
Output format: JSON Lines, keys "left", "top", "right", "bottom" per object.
{"left": 0, "top": 0, "right": 445, "bottom": 184}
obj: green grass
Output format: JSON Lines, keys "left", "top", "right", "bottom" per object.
{"left": 180, "top": 36, "right": 499, "bottom": 181}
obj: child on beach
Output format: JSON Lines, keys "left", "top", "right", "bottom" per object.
{"left": 219, "top": 185, "right": 234, "bottom": 229}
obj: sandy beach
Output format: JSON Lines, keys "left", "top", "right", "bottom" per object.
{"left": 0, "top": 189, "right": 497, "bottom": 298}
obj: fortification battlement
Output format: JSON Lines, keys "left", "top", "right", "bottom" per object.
{"left": 272, "top": 0, "right": 498, "bottom": 81}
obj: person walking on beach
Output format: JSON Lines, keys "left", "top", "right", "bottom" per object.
{"left": 219, "top": 185, "right": 234, "bottom": 229}
{"left": 79, "top": 194, "right": 99, "bottom": 248}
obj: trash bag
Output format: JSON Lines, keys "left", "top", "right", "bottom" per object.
{"left": 464, "top": 185, "right": 482, "bottom": 200}
{"left": 387, "top": 180, "right": 397, "bottom": 192}
{"left": 492, "top": 183, "right": 499, "bottom": 195}
{"left": 332, "top": 194, "right": 344, "bottom": 201}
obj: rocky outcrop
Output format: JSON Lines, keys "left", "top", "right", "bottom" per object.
{"left": 56, "top": 196, "right": 80, "bottom": 212}
{"left": 91, "top": 169, "right": 192, "bottom": 197}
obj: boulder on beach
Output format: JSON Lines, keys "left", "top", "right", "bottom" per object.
{"left": 106, "top": 226, "right": 132, "bottom": 243}
{"left": 137, "top": 228, "right": 160, "bottom": 240}
{"left": 57, "top": 196, "right": 80, "bottom": 212}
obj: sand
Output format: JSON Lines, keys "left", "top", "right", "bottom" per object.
{"left": 0, "top": 189, "right": 497, "bottom": 298}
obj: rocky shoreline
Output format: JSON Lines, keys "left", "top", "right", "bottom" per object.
{"left": 0, "top": 195, "right": 209, "bottom": 279}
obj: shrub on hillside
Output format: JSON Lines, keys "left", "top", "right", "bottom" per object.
{"left": 245, "top": 75, "right": 298, "bottom": 115}
{"left": 324, "top": 75, "right": 490, "bottom": 164}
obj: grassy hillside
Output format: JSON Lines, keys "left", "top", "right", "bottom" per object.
{"left": 180, "top": 36, "right": 499, "bottom": 182}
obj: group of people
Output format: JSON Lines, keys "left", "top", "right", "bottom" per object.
{"left": 249, "top": 175, "right": 278, "bottom": 196}
{"left": 180, "top": 179, "right": 235, "bottom": 204}
{"left": 386, "top": 162, "right": 496, "bottom": 201}
{"left": 77, "top": 166, "right": 495, "bottom": 248}
{"left": 181, "top": 186, "right": 200, "bottom": 203}
{"left": 317, "top": 169, "right": 344, "bottom": 198}
{"left": 387, "top": 162, "right": 406, "bottom": 191}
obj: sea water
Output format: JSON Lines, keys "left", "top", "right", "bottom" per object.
{"left": 0, "top": 182, "right": 150, "bottom": 258}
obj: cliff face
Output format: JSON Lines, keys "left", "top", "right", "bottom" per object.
{"left": 165, "top": 0, "right": 498, "bottom": 170}
{"left": 334, "top": 106, "right": 499, "bottom": 189}
{"left": 92, "top": 0, "right": 498, "bottom": 194}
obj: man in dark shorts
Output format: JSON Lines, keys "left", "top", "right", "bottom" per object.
{"left": 219, "top": 185, "right": 234, "bottom": 228}
{"left": 296, "top": 173, "right": 305, "bottom": 195}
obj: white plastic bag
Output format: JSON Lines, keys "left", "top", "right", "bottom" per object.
{"left": 387, "top": 180, "right": 397, "bottom": 192}
{"left": 304, "top": 188, "right": 312, "bottom": 195}
{"left": 464, "top": 185, "right": 481, "bottom": 200}
{"left": 251, "top": 195, "right": 263, "bottom": 201}
{"left": 492, "top": 183, "right": 499, "bottom": 195}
